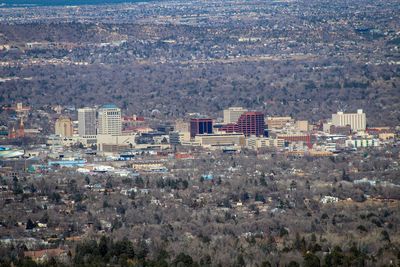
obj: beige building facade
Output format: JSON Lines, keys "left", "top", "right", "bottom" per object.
{"left": 55, "top": 116, "right": 73, "bottom": 137}
{"left": 98, "top": 104, "right": 122, "bottom": 135}
{"left": 223, "top": 107, "right": 248, "bottom": 124}
{"left": 332, "top": 109, "right": 366, "bottom": 131}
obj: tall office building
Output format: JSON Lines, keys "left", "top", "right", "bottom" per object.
{"left": 55, "top": 116, "right": 73, "bottom": 137}
{"left": 98, "top": 104, "right": 122, "bottom": 135}
{"left": 332, "top": 109, "right": 366, "bottom": 132}
{"left": 221, "top": 111, "right": 265, "bottom": 137}
{"left": 223, "top": 107, "right": 248, "bottom": 124}
{"left": 237, "top": 112, "right": 265, "bottom": 137}
{"left": 78, "top": 107, "right": 97, "bottom": 136}
{"left": 190, "top": 118, "right": 213, "bottom": 138}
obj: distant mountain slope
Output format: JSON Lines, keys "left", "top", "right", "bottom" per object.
{"left": 0, "top": 0, "right": 399, "bottom": 126}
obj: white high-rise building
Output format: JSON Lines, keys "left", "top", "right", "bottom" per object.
{"left": 98, "top": 104, "right": 122, "bottom": 135}
{"left": 332, "top": 109, "right": 366, "bottom": 131}
{"left": 223, "top": 107, "right": 248, "bottom": 124}
{"left": 78, "top": 107, "right": 97, "bottom": 136}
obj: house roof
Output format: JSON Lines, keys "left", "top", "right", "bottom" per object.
{"left": 24, "top": 248, "right": 67, "bottom": 260}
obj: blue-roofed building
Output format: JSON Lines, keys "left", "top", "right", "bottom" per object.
{"left": 0, "top": 147, "right": 24, "bottom": 158}
{"left": 101, "top": 104, "right": 118, "bottom": 109}
{"left": 202, "top": 173, "right": 214, "bottom": 180}
{"left": 48, "top": 159, "right": 86, "bottom": 167}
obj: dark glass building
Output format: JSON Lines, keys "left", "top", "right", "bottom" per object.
{"left": 190, "top": 118, "right": 213, "bottom": 138}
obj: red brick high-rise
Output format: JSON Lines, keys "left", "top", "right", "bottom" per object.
{"left": 221, "top": 111, "right": 265, "bottom": 137}
{"left": 237, "top": 112, "right": 265, "bottom": 136}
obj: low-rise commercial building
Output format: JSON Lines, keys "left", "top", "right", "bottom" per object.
{"left": 195, "top": 133, "right": 245, "bottom": 147}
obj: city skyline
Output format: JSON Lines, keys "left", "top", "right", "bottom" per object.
{"left": 0, "top": 0, "right": 399, "bottom": 266}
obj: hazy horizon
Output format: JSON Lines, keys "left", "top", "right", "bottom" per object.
{"left": 0, "top": 0, "right": 156, "bottom": 7}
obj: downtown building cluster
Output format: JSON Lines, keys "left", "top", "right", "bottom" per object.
{"left": 2, "top": 102, "right": 395, "bottom": 160}
{"left": 45, "top": 103, "right": 396, "bottom": 158}
{"left": 169, "top": 107, "right": 390, "bottom": 157}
